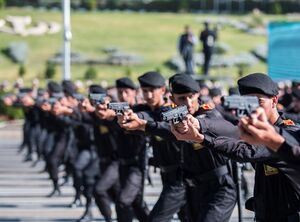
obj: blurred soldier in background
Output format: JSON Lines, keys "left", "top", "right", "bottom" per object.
{"left": 200, "top": 22, "right": 217, "bottom": 76}
{"left": 178, "top": 25, "right": 197, "bottom": 75}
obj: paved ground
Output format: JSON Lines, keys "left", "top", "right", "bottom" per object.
{"left": 0, "top": 123, "right": 255, "bottom": 222}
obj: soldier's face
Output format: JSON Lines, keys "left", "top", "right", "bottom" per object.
{"left": 142, "top": 86, "right": 165, "bottom": 108}
{"left": 171, "top": 92, "right": 200, "bottom": 115}
{"left": 292, "top": 97, "right": 300, "bottom": 112}
{"left": 117, "top": 88, "right": 136, "bottom": 105}
{"left": 247, "top": 93, "right": 277, "bottom": 120}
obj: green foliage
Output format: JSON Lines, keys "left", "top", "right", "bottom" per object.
{"left": 177, "top": 0, "right": 189, "bottom": 12}
{"left": 0, "top": 0, "right": 6, "bottom": 9}
{"left": 18, "top": 64, "right": 26, "bottom": 77}
{"left": 236, "top": 63, "right": 250, "bottom": 77}
{"left": 85, "top": 0, "right": 97, "bottom": 11}
{"left": 84, "top": 66, "right": 97, "bottom": 80}
{"left": 0, "top": 8, "right": 268, "bottom": 84}
{"left": 45, "top": 63, "right": 56, "bottom": 79}
{"left": 271, "top": 1, "right": 282, "bottom": 15}
{"left": 249, "top": 9, "right": 264, "bottom": 28}
{"left": 125, "top": 67, "right": 132, "bottom": 78}
{"left": 0, "top": 92, "right": 24, "bottom": 120}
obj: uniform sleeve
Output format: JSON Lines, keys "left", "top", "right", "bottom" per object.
{"left": 276, "top": 128, "right": 300, "bottom": 163}
{"left": 145, "top": 121, "right": 176, "bottom": 140}
{"left": 202, "top": 135, "right": 277, "bottom": 163}
{"left": 198, "top": 117, "right": 239, "bottom": 139}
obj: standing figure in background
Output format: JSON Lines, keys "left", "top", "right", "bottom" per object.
{"left": 200, "top": 22, "right": 217, "bottom": 76}
{"left": 178, "top": 25, "right": 197, "bottom": 75}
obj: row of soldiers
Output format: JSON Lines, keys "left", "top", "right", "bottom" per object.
{"left": 2, "top": 72, "right": 300, "bottom": 222}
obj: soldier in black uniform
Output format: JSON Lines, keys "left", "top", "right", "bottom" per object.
{"left": 119, "top": 73, "right": 237, "bottom": 222}
{"left": 118, "top": 72, "right": 194, "bottom": 222}
{"left": 178, "top": 25, "right": 197, "bottom": 75}
{"left": 77, "top": 85, "right": 121, "bottom": 222}
{"left": 114, "top": 77, "right": 150, "bottom": 222}
{"left": 239, "top": 106, "right": 300, "bottom": 162}
{"left": 200, "top": 22, "right": 216, "bottom": 76}
{"left": 94, "top": 77, "right": 150, "bottom": 222}
{"left": 171, "top": 73, "right": 300, "bottom": 222}
{"left": 283, "top": 89, "right": 300, "bottom": 123}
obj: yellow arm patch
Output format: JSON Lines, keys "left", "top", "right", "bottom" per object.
{"left": 263, "top": 164, "right": 279, "bottom": 176}
{"left": 192, "top": 143, "right": 204, "bottom": 150}
{"left": 99, "top": 125, "right": 109, "bottom": 134}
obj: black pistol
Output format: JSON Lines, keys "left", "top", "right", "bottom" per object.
{"left": 107, "top": 102, "right": 130, "bottom": 115}
{"left": 161, "top": 105, "right": 189, "bottom": 124}
{"left": 73, "top": 93, "right": 85, "bottom": 102}
{"left": 222, "top": 95, "right": 259, "bottom": 118}
{"left": 89, "top": 93, "right": 106, "bottom": 106}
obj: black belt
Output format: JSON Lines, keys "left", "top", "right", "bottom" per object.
{"left": 288, "top": 213, "right": 300, "bottom": 222}
{"left": 160, "top": 164, "right": 180, "bottom": 173}
{"left": 119, "top": 157, "right": 138, "bottom": 166}
{"left": 100, "top": 157, "right": 112, "bottom": 164}
{"left": 256, "top": 213, "right": 300, "bottom": 222}
{"left": 186, "top": 165, "right": 228, "bottom": 186}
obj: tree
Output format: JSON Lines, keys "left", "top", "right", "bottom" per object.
{"left": 0, "top": 0, "right": 6, "bottom": 9}
{"left": 85, "top": 0, "right": 97, "bottom": 10}
{"left": 45, "top": 63, "right": 56, "bottom": 79}
{"left": 84, "top": 66, "right": 97, "bottom": 80}
{"left": 18, "top": 64, "right": 26, "bottom": 77}
{"left": 271, "top": 1, "right": 282, "bottom": 14}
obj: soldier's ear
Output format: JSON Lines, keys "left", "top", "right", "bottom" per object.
{"left": 169, "top": 95, "right": 175, "bottom": 104}
{"left": 271, "top": 96, "right": 278, "bottom": 109}
{"left": 161, "top": 86, "right": 166, "bottom": 94}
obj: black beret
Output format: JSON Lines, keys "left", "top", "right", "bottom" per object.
{"left": 209, "top": 87, "right": 222, "bottom": 97}
{"left": 238, "top": 73, "right": 278, "bottom": 96}
{"left": 89, "top": 84, "right": 106, "bottom": 94}
{"left": 116, "top": 77, "right": 136, "bottom": 89}
{"left": 62, "top": 80, "right": 77, "bottom": 96}
{"left": 138, "top": 71, "right": 165, "bottom": 88}
{"left": 169, "top": 74, "right": 200, "bottom": 94}
{"left": 292, "top": 89, "right": 300, "bottom": 99}
{"left": 47, "top": 81, "right": 62, "bottom": 93}
{"left": 19, "top": 88, "right": 32, "bottom": 93}
{"left": 228, "top": 87, "right": 239, "bottom": 95}
{"left": 37, "top": 88, "right": 46, "bottom": 96}
{"left": 199, "top": 83, "right": 209, "bottom": 89}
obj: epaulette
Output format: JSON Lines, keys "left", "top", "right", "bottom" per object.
{"left": 276, "top": 103, "right": 284, "bottom": 111}
{"left": 199, "top": 103, "right": 213, "bottom": 111}
{"left": 163, "top": 103, "right": 176, "bottom": 108}
{"left": 282, "top": 119, "right": 295, "bottom": 126}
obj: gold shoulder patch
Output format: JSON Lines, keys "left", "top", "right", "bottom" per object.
{"left": 282, "top": 119, "right": 295, "bottom": 126}
{"left": 163, "top": 103, "right": 176, "bottom": 108}
{"left": 154, "top": 136, "right": 164, "bottom": 142}
{"left": 192, "top": 143, "right": 204, "bottom": 150}
{"left": 263, "top": 164, "right": 279, "bottom": 176}
{"left": 99, "top": 125, "right": 109, "bottom": 134}
{"left": 200, "top": 103, "right": 213, "bottom": 111}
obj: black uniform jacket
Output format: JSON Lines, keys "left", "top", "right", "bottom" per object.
{"left": 201, "top": 116, "right": 300, "bottom": 222}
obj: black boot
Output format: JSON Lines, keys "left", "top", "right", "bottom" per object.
{"left": 70, "top": 191, "right": 83, "bottom": 208}
{"left": 47, "top": 180, "right": 61, "bottom": 197}
{"left": 77, "top": 206, "right": 92, "bottom": 222}
{"left": 70, "top": 198, "right": 83, "bottom": 208}
{"left": 24, "top": 153, "right": 33, "bottom": 162}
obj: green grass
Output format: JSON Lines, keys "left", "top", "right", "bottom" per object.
{"left": 0, "top": 8, "right": 294, "bottom": 86}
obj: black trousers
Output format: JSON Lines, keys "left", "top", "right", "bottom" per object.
{"left": 203, "top": 51, "right": 212, "bottom": 76}
{"left": 149, "top": 171, "right": 192, "bottom": 222}
{"left": 94, "top": 161, "right": 120, "bottom": 222}
{"left": 47, "top": 134, "right": 67, "bottom": 182}
{"left": 73, "top": 149, "right": 99, "bottom": 199}
{"left": 188, "top": 174, "right": 237, "bottom": 222}
{"left": 117, "top": 165, "right": 149, "bottom": 222}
